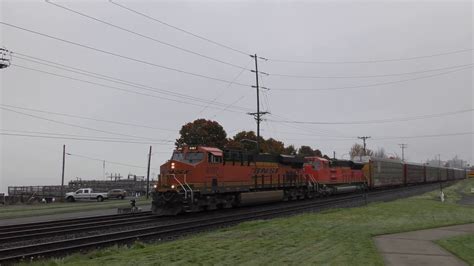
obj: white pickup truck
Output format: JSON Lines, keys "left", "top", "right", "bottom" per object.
{"left": 65, "top": 188, "right": 108, "bottom": 202}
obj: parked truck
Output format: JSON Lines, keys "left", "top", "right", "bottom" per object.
{"left": 65, "top": 188, "right": 108, "bottom": 202}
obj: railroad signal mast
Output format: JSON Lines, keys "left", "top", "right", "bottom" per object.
{"left": 248, "top": 54, "right": 270, "bottom": 153}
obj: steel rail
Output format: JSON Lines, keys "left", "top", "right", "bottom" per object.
{"left": 0, "top": 211, "right": 152, "bottom": 233}
{"left": 0, "top": 183, "right": 444, "bottom": 264}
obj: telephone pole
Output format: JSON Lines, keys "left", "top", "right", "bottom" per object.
{"left": 61, "top": 144, "right": 66, "bottom": 202}
{"left": 358, "top": 136, "right": 371, "bottom": 155}
{"left": 248, "top": 54, "right": 269, "bottom": 153}
{"left": 399, "top": 144, "right": 408, "bottom": 161}
{"left": 146, "top": 146, "right": 152, "bottom": 200}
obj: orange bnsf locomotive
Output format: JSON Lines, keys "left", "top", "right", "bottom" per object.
{"left": 152, "top": 146, "right": 366, "bottom": 215}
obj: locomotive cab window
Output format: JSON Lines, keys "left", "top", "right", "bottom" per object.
{"left": 208, "top": 153, "right": 223, "bottom": 164}
{"left": 171, "top": 151, "right": 204, "bottom": 164}
{"left": 312, "top": 161, "right": 321, "bottom": 170}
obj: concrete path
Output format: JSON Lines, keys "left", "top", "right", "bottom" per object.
{"left": 375, "top": 224, "right": 474, "bottom": 266}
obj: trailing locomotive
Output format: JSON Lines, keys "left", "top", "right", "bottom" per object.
{"left": 152, "top": 146, "right": 468, "bottom": 215}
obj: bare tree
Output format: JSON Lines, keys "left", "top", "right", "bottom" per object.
{"left": 373, "top": 147, "right": 387, "bottom": 158}
{"left": 350, "top": 143, "right": 373, "bottom": 159}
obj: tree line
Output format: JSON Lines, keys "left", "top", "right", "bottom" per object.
{"left": 175, "top": 119, "right": 469, "bottom": 166}
{"left": 175, "top": 119, "right": 328, "bottom": 157}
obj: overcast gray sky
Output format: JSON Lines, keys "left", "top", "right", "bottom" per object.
{"left": 1, "top": 0, "right": 473, "bottom": 194}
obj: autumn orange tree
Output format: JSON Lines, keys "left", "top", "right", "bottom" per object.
{"left": 175, "top": 119, "right": 228, "bottom": 149}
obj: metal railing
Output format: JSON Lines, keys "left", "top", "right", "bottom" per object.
{"left": 169, "top": 174, "right": 194, "bottom": 202}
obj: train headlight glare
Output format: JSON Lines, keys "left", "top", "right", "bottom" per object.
{"left": 171, "top": 162, "right": 175, "bottom": 169}
{"left": 153, "top": 185, "right": 157, "bottom": 188}
{"left": 171, "top": 185, "right": 175, "bottom": 189}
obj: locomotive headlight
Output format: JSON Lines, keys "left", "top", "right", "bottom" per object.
{"left": 153, "top": 184, "right": 157, "bottom": 188}
{"left": 171, "top": 185, "right": 176, "bottom": 189}
{"left": 171, "top": 162, "right": 175, "bottom": 169}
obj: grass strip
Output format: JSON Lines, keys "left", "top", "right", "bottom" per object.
{"left": 25, "top": 179, "right": 474, "bottom": 265}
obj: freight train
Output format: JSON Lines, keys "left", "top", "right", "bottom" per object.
{"left": 151, "top": 146, "right": 468, "bottom": 215}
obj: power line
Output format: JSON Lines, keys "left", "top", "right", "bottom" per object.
{"left": 11, "top": 53, "right": 252, "bottom": 112}
{"left": 271, "top": 66, "right": 474, "bottom": 91}
{"left": 1, "top": 107, "right": 174, "bottom": 143}
{"left": 0, "top": 104, "right": 178, "bottom": 132}
{"left": 46, "top": 0, "right": 249, "bottom": 71}
{"left": 197, "top": 60, "right": 253, "bottom": 116}
{"left": 267, "top": 108, "right": 474, "bottom": 125}
{"left": 372, "top": 132, "right": 474, "bottom": 140}
{"left": 267, "top": 49, "right": 473, "bottom": 64}
{"left": 108, "top": 0, "right": 250, "bottom": 57}
{"left": 0, "top": 132, "right": 175, "bottom": 145}
{"left": 0, "top": 129, "right": 172, "bottom": 142}
{"left": 11, "top": 64, "right": 250, "bottom": 114}
{"left": 0, "top": 22, "right": 253, "bottom": 87}
{"left": 269, "top": 63, "right": 473, "bottom": 79}
{"left": 66, "top": 152, "right": 159, "bottom": 170}
{"left": 210, "top": 96, "right": 246, "bottom": 119}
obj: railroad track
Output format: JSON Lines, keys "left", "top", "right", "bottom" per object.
{"left": 0, "top": 182, "right": 445, "bottom": 264}
{"left": 0, "top": 211, "right": 152, "bottom": 233}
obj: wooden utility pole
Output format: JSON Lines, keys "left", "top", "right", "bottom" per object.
{"left": 248, "top": 54, "right": 269, "bottom": 153}
{"left": 146, "top": 146, "right": 152, "bottom": 199}
{"left": 61, "top": 144, "right": 66, "bottom": 202}
{"left": 358, "top": 136, "right": 371, "bottom": 155}
{"left": 399, "top": 144, "right": 408, "bottom": 161}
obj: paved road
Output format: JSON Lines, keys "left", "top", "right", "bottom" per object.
{"left": 0, "top": 203, "right": 151, "bottom": 226}
{"left": 375, "top": 224, "right": 474, "bottom": 266}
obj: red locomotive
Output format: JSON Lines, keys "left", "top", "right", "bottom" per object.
{"left": 153, "top": 146, "right": 310, "bottom": 215}
{"left": 303, "top": 157, "right": 367, "bottom": 194}
{"left": 152, "top": 146, "right": 367, "bottom": 215}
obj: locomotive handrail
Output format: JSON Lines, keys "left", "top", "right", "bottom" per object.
{"left": 306, "top": 174, "right": 318, "bottom": 191}
{"left": 183, "top": 174, "right": 194, "bottom": 202}
{"left": 170, "top": 174, "right": 189, "bottom": 200}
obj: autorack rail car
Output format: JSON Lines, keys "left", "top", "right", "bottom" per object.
{"left": 152, "top": 146, "right": 468, "bottom": 215}
{"left": 364, "top": 157, "right": 467, "bottom": 189}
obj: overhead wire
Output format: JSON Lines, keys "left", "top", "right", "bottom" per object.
{"left": 11, "top": 53, "right": 252, "bottom": 112}
{"left": 0, "top": 129, "right": 172, "bottom": 142}
{"left": 0, "top": 132, "right": 175, "bottom": 145}
{"left": 1, "top": 107, "right": 174, "bottom": 143}
{"left": 45, "top": 0, "right": 249, "bottom": 71}
{"left": 196, "top": 59, "right": 253, "bottom": 116}
{"left": 0, "top": 22, "right": 253, "bottom": 87}
{"left": 269, "top": 63, "right": 474, "bottom": 79}
{"left": 267, "top": 108, "right": 474, "bottom": 125}
{"left": 66, "top": 152, "right": 159, "bottom": 170}
{"left": 267, "top": 49, "right": 474, "bottom": 64}
{"left": 372, "top": 132, "right": 474, "bottom": 140}
{"left": 11, "top": 63, "right": 250, "bottom": 114}
{"left": 108, "top": 0, "right": 250, "bottom": 57}
{"left": 271, "top": 66, "right": 474, "bottom": 91}
{"left": 0, "top": 104, "right": 178, "bottom": 132}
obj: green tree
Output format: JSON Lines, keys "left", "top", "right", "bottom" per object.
{"left": 297, "top": 145, "right": 322, "bottom": 157}
{"left": 226, "top": 131, "right": 264, "bottom": 152}
{"left": 175, "top": 119, "right": 227, "bottom": 149}
{"left": 283, "top": 145, "right": 297, "bottom": 155}
{"left": 261, "top": 138, "right": 286, "bottom": 155}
